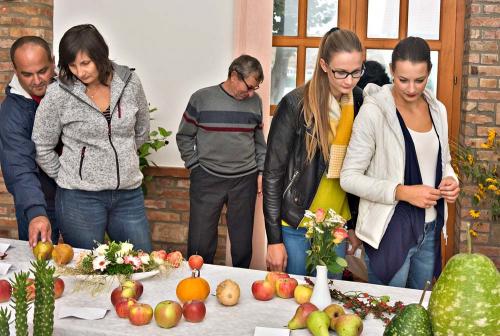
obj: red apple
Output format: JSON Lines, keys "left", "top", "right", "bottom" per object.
{"left": 115, "top": 297, "right": 137, "bottom": 318}
{"left": 182, "top": 300, "right": 206, "bottom": 322}
{"left": 166, "top": 251, "right": 183, "bottom": 268}
{"left": 122, "top": 280, "right": 143, "bottom": 299}
{"left": 54, "top": 277, "right": 65, "bottom": 299}
{"left": 0, "top": 279, "right": 12, "bottom": 303}
{"left": 128, "top": 303, "right": 153, "bottom": 326}
{"left": 111, "top": 285, "right": 137, "bottom": 306}
{"left": 265, "top": 271, "right": 290, "bottom": 287}
{"left": 154, "top": 300, "right": 182, "bottom": 328}
{"left": 188, "top": 255, "right": 204, "bottom": 270}
{"left": 275, "top": 277, "right": 298, "bottom": 299}
{"left": 251, "top": 280, "right": 275, "bottom": 301}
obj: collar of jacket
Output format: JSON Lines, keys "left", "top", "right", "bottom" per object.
{"left": 57, "top": 62, "right": 133, "bottom": 113}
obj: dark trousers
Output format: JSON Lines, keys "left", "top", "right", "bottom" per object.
{"left": 188, "top": 167, "right": 257, "bottom": 268}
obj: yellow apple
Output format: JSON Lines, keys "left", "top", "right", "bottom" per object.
{"left": 294, "top": 284, "right": 314, "bottom": 304}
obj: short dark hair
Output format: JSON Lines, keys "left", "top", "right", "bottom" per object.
{"left": 357, "top": 60, "right": 391, "bottom": 89}
{"left": 58, "top": 24, "right": 113, "bottom": 85}
{"left": 228, "top": 54, "right": 264, "bottom": 83}
{"left": 10, "top": 36, "right": 52, "bottom": 68}
{"left": 391, "top": 36, "right": 432, "bottom": 72}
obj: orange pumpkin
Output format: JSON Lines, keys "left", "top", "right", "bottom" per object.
{"left": 176, "top": 269, "right": 210, "bottom": 303}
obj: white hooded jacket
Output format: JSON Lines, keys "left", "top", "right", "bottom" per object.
{"left": 340, "top": 84, "right": 457, "bottom": 249}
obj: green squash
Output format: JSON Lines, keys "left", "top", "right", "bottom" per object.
{"left": 428, "top": 249, "right": 500, "bottom": 335}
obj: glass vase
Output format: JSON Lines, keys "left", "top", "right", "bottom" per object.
{"left": 309, "top": 265, "right": 332, "bottom": 310}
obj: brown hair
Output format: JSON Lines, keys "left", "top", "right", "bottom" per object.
{"left": 303, "top": 28, "right": 363, "bottom": 162}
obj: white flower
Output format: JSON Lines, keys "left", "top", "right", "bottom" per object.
{"left": 139, "top": 254, "right": 150, "bottom": 264}
{"left": 116, "top": 257, "right": 124, "bottom": 264}
{"left": 93, "top": 244, "right": 109, "bottom": 257}
{"left": 93, "top": 255, "right": 110, "bottom": 271}
{"left": 119, "top": 242, "right": 134, "bottom": 256}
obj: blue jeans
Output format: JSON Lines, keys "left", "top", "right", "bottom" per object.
{"left": 365, "top": 220, "right": 437, "bottom": 289}
{"left": 282, "top": 225, "right": 346, "bottom": 278}
{"left": 16, "top": 205, "right": 60, "bottom": 243}
{"left": 56, "top": 187, "right": 152, "bottom": 252}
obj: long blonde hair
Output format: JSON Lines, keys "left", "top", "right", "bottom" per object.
{"left": 303, "top": 28, "right": 362, "bottom": 162}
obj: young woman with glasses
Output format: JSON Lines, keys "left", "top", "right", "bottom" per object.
{"left": 263, "top": 28, "right": 365, "bottom": 276}
{"left": 340, "top": 37, "right": 459, "bottom": 289}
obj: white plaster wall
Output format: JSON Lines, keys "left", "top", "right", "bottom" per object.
{"left": 54, "top": 0, "right": 235, "bottom": 167}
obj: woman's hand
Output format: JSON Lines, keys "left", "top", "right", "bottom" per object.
{"left": 266, "top": 243, "right": 288, "bottom": 272}
{"left": 396, "top": 184, "right": 441, "bottom": 208}
{"left": 346, "top": 229, "right": 362, "bottom": 255}
{"left": 439, "top": 176, "right": 460, "bottom": 203}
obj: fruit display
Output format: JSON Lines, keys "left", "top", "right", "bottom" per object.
{"left": 288, "top": 302, "right": 318, "bottom": 329}
{"left": 324, "top": 303, "right": 345, "bottom": 329}
{"left": 115, "top": 298, "right": 137, "bottom": 318}
{"left": 154, "top": 300, "right": 183, "bottom": 328}
{"left": 265, "top": 271, "right": 290, "bottom": 287}
{"left": 176, "top": 269, "right": 210, "bottom": 303}
{"left": 306, "top": 310, "right": 330, "bottom": 336}
{"left": 251, "top": 280, "right": 275, "bottom": 301}
{"left": 334, "top": 314, "right": 363, "bottom": 336}
{"left": 51, "top": 243, "right": 74, "bottom": 265}
{"left": 275, "top": 277, "right": 298, "bottom": 299}
{"left": 215, "top": 279, "right": 240, "bottom": 306}
{"left": 182, "top": 300, "right": 206, "bottom": 322}
{"left": 294, "top": 284, "right": 313, "bottom": 304}
{"left": 0, "top": 279, "right": 12, "bottom": 303}
{"left": 428, "top": 232, "right": 500, "bottom": 336}
{"left": 32, "top": 241, "right": 53, "bottom": 261}
{"left": 188, "top": 255, "right": 204, "bottom": 270}
{"left": 128, "top": 303, "right": 153, "bottom": 326}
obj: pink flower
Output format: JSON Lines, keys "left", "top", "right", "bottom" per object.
{"left": 124, "top": 255, "right": 142, "bottom": 270}
{"left": 150, "top": 250, "right": 168, "bottom": 265}
{"left": 315, "top": 209, "right": 326, "bottom": 223}
{"left": 332, "top": 227, "right": 348, "bottom": 244}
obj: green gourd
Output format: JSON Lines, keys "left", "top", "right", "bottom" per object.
{"left": 384, "top": 282, "right": 432, "bottom": 336}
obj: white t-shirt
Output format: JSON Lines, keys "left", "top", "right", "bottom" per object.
{"left": 408, "top": 126, "right": 439, "bottom": 222}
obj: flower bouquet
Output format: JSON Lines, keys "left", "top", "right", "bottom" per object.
{"left": 304, "top": 208, "right": 349, "bottom": 275}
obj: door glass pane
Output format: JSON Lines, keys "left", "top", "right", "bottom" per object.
{"left": 271, "top": 47, "right": 297, "bottom": 105}
{"left": 307, "top": 0, "right": 338, "bottom": 37}
{"left": 305, "top": 48, "right": 319, "bottom": 82}
{"left": 273, "top": 0, "right": 298, "bottom": 36}
{"left": 365, "top": 49, "right": 439, "bottom": 95}
{"left": 408, "top": 0, "right": 441, "bottom": 40}
{"left": 367, "top": 0, "right": 399, "bottom": 38}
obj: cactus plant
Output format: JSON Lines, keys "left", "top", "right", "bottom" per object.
{"left": 0, "top": 307, "right": 11, "bottom": 336}
{"left": 31, "top": 260, "right": 55, "bottom": 336}
{"left": 10, "top": 271, "right": 30, "bottom": 336}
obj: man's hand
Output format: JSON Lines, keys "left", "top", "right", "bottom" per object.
{"left": 266, "top": 243, "right": 287, "bottom": 272}
{"left": 346, "top": 229, "right": 362, "bottom": 255}
{"left": 257, "top": 175, "right": 263, "bottom": 197}
{"left": 28, "top": 216, "right": 52, "bottom": 247}
{"left": 396, "top": 184, "right": 441, "bottom": 208}
{"left": 438, "top": 176, "right": 460, "bottom": 203}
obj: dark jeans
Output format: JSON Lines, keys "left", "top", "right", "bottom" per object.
{"left": 16, "top": 205, "right": 60, "bottom": 243}
{"left": 56, "top": 187, "right": 152, "bottom": 252}
{"left": 188, "top": 167, "right": 257, "bottom": 268}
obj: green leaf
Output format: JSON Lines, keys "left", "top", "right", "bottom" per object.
{"left": 158, "top": 127, "right": 170, "bottom": 137}
{"left": 150, "top": 130, "right": 158, "bottom": 137}
{"left": 336, "top": 257, "right": 348, "bottom": 268}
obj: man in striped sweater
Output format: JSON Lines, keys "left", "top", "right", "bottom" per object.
{"left": 176, "top": 55, "right": 266, "bottom": 268}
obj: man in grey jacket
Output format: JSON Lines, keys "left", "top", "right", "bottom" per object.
{"left": 176, "top": 55, "right": 266, "bottom": 268}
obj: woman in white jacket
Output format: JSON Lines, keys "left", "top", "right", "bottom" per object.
{"left": 340, "top": 37, "right": 459, "bottom": 289}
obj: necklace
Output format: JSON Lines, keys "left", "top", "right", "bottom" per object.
{"left": 86, "top": 84, "right": 102, "bottom": 99}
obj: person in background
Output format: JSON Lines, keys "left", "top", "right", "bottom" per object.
{"left": 357, "top": 60, "right": 391, "bottom": 90}
{"left": 0, "top": 36, "right": 60, "bottom": 247}
{"left": 32, "top": 24, "right": 152, "bottom": 251}
{"left": 263, "top": 28, "right": 364, "bottom": 276}
{"left": 340, "top": 37, "right": 459, "bottom": 289}
{"left": 176, "top": 55, "right": 266, "bottom": 268}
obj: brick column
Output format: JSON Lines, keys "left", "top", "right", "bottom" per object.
{"left": 0, "top": 0, "right": 53, "bottom": 102}
{"left": 458, "top": 1, "right": 499, "bottom": 267}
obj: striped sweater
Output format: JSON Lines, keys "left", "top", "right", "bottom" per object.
{"left": 176, "top": 84, "right": 266, "bottom": 178}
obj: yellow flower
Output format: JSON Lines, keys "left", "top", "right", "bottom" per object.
{"left": 469, "top": 229, "right": 478, "bottom": 237}
{"left": 487, "top": 129, "right": 496, "bottom": 142}
{"left": 474, "top": 193, "right": 481, "bottom": 202}
{"left": 469, "top": 209, "right": 480, "bottom": 219}
{"left": 487, "top": 184, "right": 498, "bottom": 191}
{"left": 467, "top": 154, "right": 474, "bottom": 165}
{"left": 485, "top": 178, "right": 497, "bottom": 185}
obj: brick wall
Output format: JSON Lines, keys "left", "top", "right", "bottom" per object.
{"left": 0, "top": 0, "right": 53, "bottom": 102}
{"left": 458, "top": 1, "right": 499, "bottom": 267}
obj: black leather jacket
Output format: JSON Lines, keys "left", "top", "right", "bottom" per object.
{"left": 263, "top": 86, "right": 364, "bottom": 244}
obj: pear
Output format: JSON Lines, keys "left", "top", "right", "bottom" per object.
{"left": 287, "top": 302, "right": 318, "bottom": 329}
{"left": 306, "top": 310, "right": 330, "bottom": 336}
{"left": 323, "top": 303, "right": 345, "bottom": 329}
{"left": 384, "top": 281, "right": 432, "bottom": 336}
{"left": 335, "top": 314, "right": 363, "bottom": 336}
{"left": 32, "top": 241, "right": 53, "bottom": 260}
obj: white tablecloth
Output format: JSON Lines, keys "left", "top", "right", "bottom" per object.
{"left": 0, "top": 238, "right": 428, "bottom": 336}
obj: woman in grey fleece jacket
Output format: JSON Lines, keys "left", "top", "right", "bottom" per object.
{"left": 32, "top": 24, "right": 152, "bottom": 251}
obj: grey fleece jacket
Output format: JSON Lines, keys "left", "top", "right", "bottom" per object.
{"left": 32, "top": 64, "right": 150, "bottom": 191}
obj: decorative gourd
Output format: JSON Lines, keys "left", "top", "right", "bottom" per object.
{"left": 176, "top": 269, "right": 210, "bottom": 303}
{"left": 216, "top": 279, "right": 240, "bottom": 306}
{"left": 428, "top": 225, "right": 500, "bottom": 336}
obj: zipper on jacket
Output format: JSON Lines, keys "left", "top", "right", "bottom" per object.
{"left": 79, "top": 146, "right": 86, "bottom": 180}
{"left": 107, "top": 122, "right": 121, "bottom": 190}
{"left": 282, "top": 170, "right": 300, "bottom": 197}
{"left": 117, "top": 99, "right": 122, "bottom": 118}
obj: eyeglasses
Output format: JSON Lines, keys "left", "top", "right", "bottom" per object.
{"left": 236, "top": 71, "right": 260, "bottom": 91}
{"left": 329, "top": 65, "right": 365, "bottom": 79}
